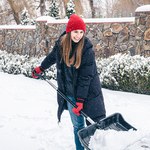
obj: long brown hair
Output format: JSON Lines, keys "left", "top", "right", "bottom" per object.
{"left": 61, "top": 33, "right": 85, "bottom": 69}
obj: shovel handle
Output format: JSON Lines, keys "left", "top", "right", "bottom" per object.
{"left": 34, "top": 73, "right": 95, "bottom": 124}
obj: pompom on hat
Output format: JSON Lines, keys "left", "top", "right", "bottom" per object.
{"left": 66, "top": 14, "right": 86, "bottom": 33}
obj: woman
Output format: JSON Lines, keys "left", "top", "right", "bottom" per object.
{"left": 32, "top": 14, "right": 106, "bottom": 150}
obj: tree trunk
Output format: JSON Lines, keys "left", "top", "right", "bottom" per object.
{"left": 7, "top": 0, "right": 21, "bottom": 24}
{"left": 38, "top": 0, "right": 46, "bottom": 16}
{"left": 89, "top": 0, "right": 95, "bottom": 18}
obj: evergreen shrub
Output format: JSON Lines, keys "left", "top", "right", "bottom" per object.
{"left": 0, "top": 50, "right": 149, "bottom": 94}
{"left": 97, "top": 53, "right": 150, "bottom": 95}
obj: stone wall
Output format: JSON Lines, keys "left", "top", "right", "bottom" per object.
{"left": 0, "top": 5, "right": 150, "bottom": 58}
{"left": 0, "top": 26, "right": 37, "bottom": 57}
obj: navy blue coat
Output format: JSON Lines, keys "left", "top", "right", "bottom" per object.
{"left": 41, "top": 33, "right": 106, "bottom": 122}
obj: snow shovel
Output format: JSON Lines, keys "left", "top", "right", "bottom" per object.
{"left": 35, "top": 73, "right": 137, "bottom": 150}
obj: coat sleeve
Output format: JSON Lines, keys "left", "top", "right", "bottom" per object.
{"left": 76, "top": 47, "right": 96, "bottom": 99}
{"left": 41, "top": 41, "right": 58, "bottom": 70}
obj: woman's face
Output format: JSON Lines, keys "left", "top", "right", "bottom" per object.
{"left": 70, "top": 30, "right": 84, "bottom": 43}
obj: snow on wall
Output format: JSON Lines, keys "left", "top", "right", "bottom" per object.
{"left": 38, "top": 16, "right": 135, "bottom": 24}
{"left": 135, "top": 5, "right": 150, "bottom": 12}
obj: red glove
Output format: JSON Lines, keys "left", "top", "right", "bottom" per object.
{"left": 32, "top": 66, "right": 44, "bottom": 78}
{"left": 72, "top": 98, "right": 84, "bottom": 116}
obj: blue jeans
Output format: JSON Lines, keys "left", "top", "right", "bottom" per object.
{"left": 67, "top": 96, "right": 85, "bottom": 150}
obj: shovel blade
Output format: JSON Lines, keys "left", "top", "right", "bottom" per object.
{"left": 78, "top": 113, "right": 137, "bottom": 150}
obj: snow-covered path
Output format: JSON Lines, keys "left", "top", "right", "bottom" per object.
{"left": 0, "top": 72, "right": 150, "bottom": 150}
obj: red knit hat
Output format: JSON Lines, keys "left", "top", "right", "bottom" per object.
{"left": 66, "top": 14, "right": 86, "bottom": 33}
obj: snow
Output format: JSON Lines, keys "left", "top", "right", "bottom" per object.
{"left": 89, "top": 130, "right": 149, "bottom": 150}
{"left": 38, "top": 16, "right": 135, "bottom": 25}
{"left": 0, "top": 16, "right": 135, "bottom": 30}
{"left": 84, "top": 17, "right": 135, "bottom": 23}
{"left": 135, "top": 5, "right": 150, "bottom": 12}
{"left": 36, "top": 16, "right": 56, "bottom": 22}
{"left": 46, "top": 17, "right": 135, "bottom": 24}
{"left": 0, "top": 72, "right": 150, "bottom": 150}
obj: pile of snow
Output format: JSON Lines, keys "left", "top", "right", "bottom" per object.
{"left": 89, "top": 129, "right": 149, "bottom": 150}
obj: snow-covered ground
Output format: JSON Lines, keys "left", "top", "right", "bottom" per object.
{"left": 0, "top": 72, "right": 150, "bottom": 150}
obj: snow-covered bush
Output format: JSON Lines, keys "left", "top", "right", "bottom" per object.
{"left": 0, "top": 51, "right": 26, "bottom": 74}
{"left": 97, "top": 53, "right": 150, "bottom": 94}
{"left": 0, "top": 50, "right": 149, "bottom": 94}
{"left": 0, "top": 50, "right": 56, "bottom": 79}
